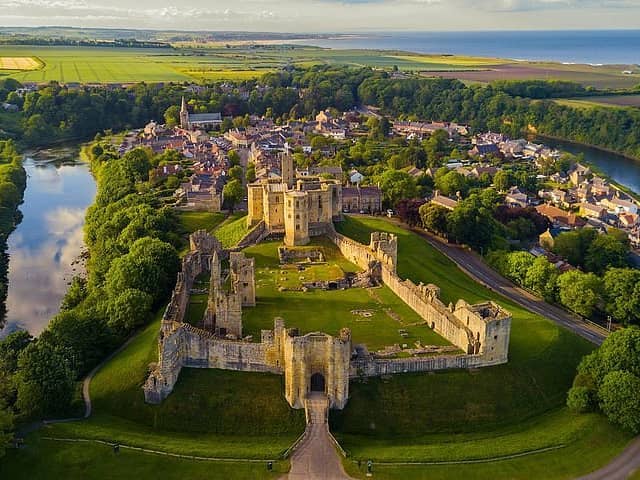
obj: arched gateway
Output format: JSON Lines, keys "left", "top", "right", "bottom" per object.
{"left": 310, "top": 372, "right": 326, "bottom": 392}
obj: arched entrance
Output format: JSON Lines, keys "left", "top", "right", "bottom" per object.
{"left": 310, "top": 372, "right": 326, "bottom": 392}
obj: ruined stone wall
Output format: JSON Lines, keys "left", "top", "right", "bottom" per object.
{"left": 351, "top": 352, "right": 499, "bottom": 378}
{"left": 329, "top": 229, "right": 512, "bottom": 368}
{"left": 380, "top": 267, "right": 473, "bottom": 352}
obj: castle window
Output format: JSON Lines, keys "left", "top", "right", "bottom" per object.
{"left": 296, "top": 214, "right": 300, "bottom": 220}
{"left": 296, "top": 224, "right": 300, "bottom": 231}
{"left": 494, "top": 335, "right": 498, "bottom": 340}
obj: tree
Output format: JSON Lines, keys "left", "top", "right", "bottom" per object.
{"left": 0, "top": 408, "right": 13, "bottom": 459}
{"left": 107, "top": 288, "right": 153, "bottom": 333}
{"left": 60, "top": 276, "right": 87, "bottom": 311}
{"left": 228, "top": 150, "right": 241, "bottom": 167}
{"left": 523, "top": 256, "right": 558, "bottom": 301}
{"left": 603, "top": 268, "right": 640, "bottom": 326}
{"left": 376, "top": 169, "right": 418, "bottom": 208}
{"left": 105, "top": 237, "right": 179, "bottom": 305}
{"left": 15, "top": 341, "right": 74, "bottom": 418}
{"left": 598, "top": 371, "right": 640, "bottom": 434}
{"left": 567, "top": 386, "right": 595, "bottom": 413}
{"left": 552, "top": 228, "right": 598, "bottom": 268}
{"left": 506, "top": 251, "right": 535, "bottom": 285}
{"left": 164, "top": 105, "right": 180, "bottom": 127}
{"left": 396, "top": 199, "right": 425, "bottom": 227}
{"left": 420, "top": 203, "right": 449, "bottom": 236}
{"left": 435, "top": 170, "right": 468, "bottom": 197}
{"left": 246, "top": 163, "right": 256, "bottom": 183}
{"left": 584, "top": 234, "right": 629, "bottom": 275}
{"left": 556, "top": 270, "right": 601, "bottom": 318}
{"left": 446, "top": 194, "right": 498, "bottom": 251}
{"left": 223, "top": 179, "right": 244, "bottom": 213}
{"left": 228, "top": 165, "right": 244, "bottom": 183}
{"left": 493, "top": 170, "right": 513, "bottom": 192}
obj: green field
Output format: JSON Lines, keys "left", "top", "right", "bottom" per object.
{"left": 555, "top": 94, "right": 640, "bottom": 110}
{"left": 214, "top": 212, "right": 250, "bottom": 248}
{"left": 177, "top": 211, "right": 226, "bottom": 235}
{"left": 241, "top": 237, "right": 452, "bottom": 351}
{"left": 0, "top": 434, "right": 287, "bottom": 480}
{"left": 2, "top": 44, "right": 635, "bottom": 89}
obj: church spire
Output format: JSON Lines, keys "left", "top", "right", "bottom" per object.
{"left": 179, "top": 96, "right": 189, "bottom": 129}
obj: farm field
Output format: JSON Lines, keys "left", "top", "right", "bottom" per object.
{"left": 555, "top": 94, "right": 640, "bottom": 109}
{"left": 0, "top": 56, "right": 40, "bottom": 70}
{"left": 420, "top": 62, "right": 640, "bottom": 89}
{"left": 3, "top": 44, "right": 631, "bottom": 87}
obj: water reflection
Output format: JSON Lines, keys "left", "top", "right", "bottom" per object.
{"left": 0, "top": 149, "right": 96, "bottom": 337}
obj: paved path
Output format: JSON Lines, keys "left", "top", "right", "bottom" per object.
{"left": 576, "top": 437, "right": 640, "bottom": 480}
{"left": 405, "top": 225, "right": 607, "bottom": 345}
{"left": 284, "top": 393, "right": 352, "bottom": 480}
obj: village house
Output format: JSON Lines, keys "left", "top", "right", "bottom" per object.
{"left": 504, "top": 187, "right": 529, "bottom": 208}
{"left": 342, "top": 185, "right": 383, "bottom": 213}
{"left": 580, "top": 202, "right": 608, "bottom": 220}
{"left": 431, "top": 191, "right": 459, "bottom": 211}
{"left": 569, "top": 163, "right": 591, "bottom": 186}
{"left": 535, "top": 204, "right": 586, "bottom": 229}
{"left": 601, "top": 196, "right": 638, "bottom": 215}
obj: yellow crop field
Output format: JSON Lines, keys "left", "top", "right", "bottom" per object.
{"left": 0, "top": 56, "right": 40, "bottom": 70}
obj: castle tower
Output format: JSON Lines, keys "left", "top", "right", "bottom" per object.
{"left": 284, "top": 191, "right": 309, "bottom": 246}
{"left": 281, "top": 153, "right": 294, "bottom": 189}
{"left": 180, "top": 96, "right": 190, "bottom": 130}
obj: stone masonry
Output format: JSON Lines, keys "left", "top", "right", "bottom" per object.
{"left": 143, "top": 226, "right": 512, "bottom": 409}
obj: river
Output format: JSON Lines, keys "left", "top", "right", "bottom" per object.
{"left": 536, "top": 137, "right": 640, "bottom": 195}
{"left": 0, "top": 146, "right": 96, "bottom": 337}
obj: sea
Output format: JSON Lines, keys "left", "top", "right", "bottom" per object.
{"left": 295, "top": 30, "right": 640, "bottom": 65}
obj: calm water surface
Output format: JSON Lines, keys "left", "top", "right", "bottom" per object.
{"left": 295, "top": 30, "right": 640, "bottom": 65}
{"left": 0, "top": 147, "right": 96, "bottom": 337}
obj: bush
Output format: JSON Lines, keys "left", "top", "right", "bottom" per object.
{"left": 567, "top": 386, "right": 595, "bottom": 413}
{"left": 598, "top": 371, "right": 640, "bottom": 434}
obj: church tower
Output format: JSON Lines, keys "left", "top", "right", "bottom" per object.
{"left": 180, "top": 96, "right": 190, "bottom": 130}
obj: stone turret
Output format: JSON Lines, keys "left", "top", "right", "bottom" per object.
{"left": 281, "top": 152, "right": 294, "bottom": 189}
{"left": 369, "top": 232, "right": 398, "bottom": 270}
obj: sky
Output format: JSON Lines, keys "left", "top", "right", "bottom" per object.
{"left": 1, "top": 0, "right": 640, "bottom": 32}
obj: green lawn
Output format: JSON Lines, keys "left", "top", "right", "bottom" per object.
{"left": 177, "top": 211, "right": 225, "bottom": 235}
{"left": 213, "top": 212, "right": 249, "bottom": 248}
{"left": 343, "top": 414, "right": 628, "bottom": 480}
{"left": 0, "top": 434, "right": 287, "bottom": 480}
{"left": 185, "top": 293, "right": 208, "bottom": 326}
{"left": 241, "top": 238, "right": 452, "bottom": 351}
{"left": 330, "top": 216, "right": 618, "bottom": 460}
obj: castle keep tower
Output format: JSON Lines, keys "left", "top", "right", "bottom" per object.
{"left": 281, "top": 152, "right": 294, "bottom": 189}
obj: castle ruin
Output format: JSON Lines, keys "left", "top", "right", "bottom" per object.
{"left": 144, "top": 227, "right": 512, "bottom": 410}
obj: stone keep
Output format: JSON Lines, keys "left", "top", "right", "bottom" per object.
{"left": 247, "top": 154, "right": 342, "bottom": 246}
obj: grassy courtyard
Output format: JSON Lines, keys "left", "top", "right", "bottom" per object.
{"left": 241, "top": 238, "right": 453, "bottom": 351}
